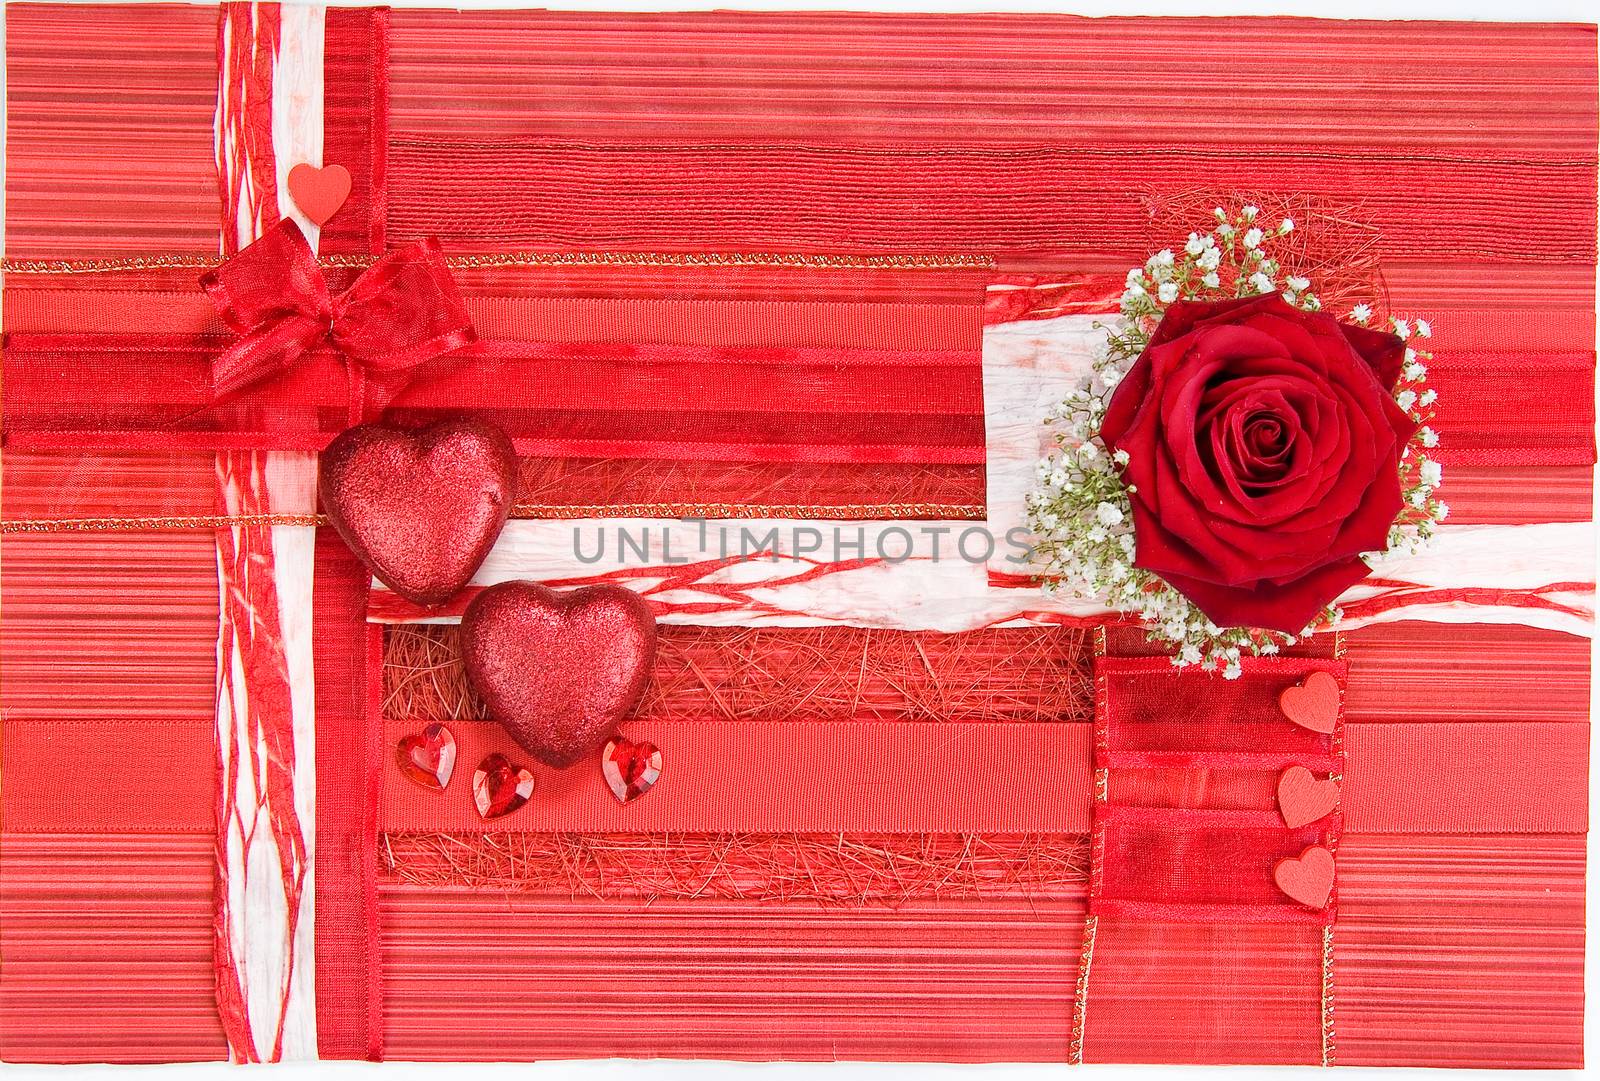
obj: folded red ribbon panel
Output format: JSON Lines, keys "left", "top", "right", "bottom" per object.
{"left": 0, "top": 3, "right": 1594, "bottom": 1069}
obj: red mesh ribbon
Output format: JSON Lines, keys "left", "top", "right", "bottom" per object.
{"left": 1092, "top": 655, "right": 1345, "bottom": 924}
{"left": 200, "top": 219, "right": 476, "bottom": 417}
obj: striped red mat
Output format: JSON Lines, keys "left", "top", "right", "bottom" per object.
{"left": 0, "top": 2, "right": 1593, "bottom": 1068}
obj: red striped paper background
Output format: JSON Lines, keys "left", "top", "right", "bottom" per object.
{"left": 1, "top": 3, "right": 1593, "bottom": 1068}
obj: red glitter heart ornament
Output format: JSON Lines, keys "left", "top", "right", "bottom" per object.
{"left": 396, "top": 723, "right": 457, "bottom": 790}
{"left": 1278, "top": 671, "right": 1341, "bottom": 734}
{"left": 603, "top": 736, "right": 662, "bottom": 804}
{"left": 1276, "top": 765, "right": 1340, "bottom": 828}
{"left": 1274, "top": 844, "right": 1336, "bottom": 909}
{"left": 472, "top": 753, "right": 536, "bottom": 819}
{"left": 287, "top": 162, "right": 351, "bottom": 226}
{"left": 319, "top": 418, "right": 518, "bottom": 607}
{"left": 460, "top": 582, "right": 657, "bottom": 769}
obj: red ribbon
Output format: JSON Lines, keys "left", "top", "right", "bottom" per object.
{"left": 201, "top": 220, "right": 477, "bottom": 417}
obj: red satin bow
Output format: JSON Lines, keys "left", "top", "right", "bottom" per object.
{"left": 201, "top": 220, "right": 476, "bottom": 417}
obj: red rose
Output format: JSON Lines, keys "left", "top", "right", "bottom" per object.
{"left": 1101, "top": 294, "right": 1415, "bottom": 633}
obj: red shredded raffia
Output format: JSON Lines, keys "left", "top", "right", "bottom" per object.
{"left": 383, "top": 623, "right": 1094, "bottom": 725}
{"left": 380, "top": 831, "right": 1090, "bottom": 904}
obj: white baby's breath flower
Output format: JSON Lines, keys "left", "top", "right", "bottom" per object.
{"left": 1392, "top": 318, "right": 1410, "bottom": 339}
{"left": 1414, "top": 318, "right": 1433, "bottom": 338}
{"left": 1436, "top": 501, "right": 1450, "bottom": 520}
{"left": 1420, "top": 426, "right": 1439, "bottom": 448}
{"left": 1030, "top": 212, "right": 1440, "bottom": 676}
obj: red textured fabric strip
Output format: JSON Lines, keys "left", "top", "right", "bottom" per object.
{"left": 368, "top": 715, "right": 1588, "bottom": 839}
{"left": 2, "top": 342, "right": 988, "bottom": 463}
{"left": 377, "top": 891, "right": 1085, "bottom": 1061}
{"left": 1096, "top": 655, "right": 1344, "bottom": 771}
{"left": 322, "top": 6, "right": 388, "bottom": 256}
{"left": 386, "top": 141, "right": 1597, "bottom": 270}
{"left": 1, "top": 721, "right": 214, "bottom": 833}
{"left": 0, "top": 530, "right": 219, "bottom": 722}
{"left": 3, "top": 3, "right": 219, "bottom": 258}
{"left": 0, "top": 290, "right": 983, "bottom": 351}
{"left": 1335, "top": 833, "right": 1585, "bottom": 1068}
{"left": 0, "top": 522, "right": 223, "bottom": 1061}
{"left": 1343, "top": 722, "right": 1589, "bottom": 833}
{"left": 385, "top": 12, "right": 1595, "bottom": 157}
{"left": 0, "top": 835, "right": 229, "bottom": 1063}
{"left": 312, "top": 531, "right": 384, "bottom": 1060}
{"left": 1083, "top": 918, "right": 1324, "bottom": 1064}
{"left": 382, "top": 718, "right": 1095, "bottom": 834}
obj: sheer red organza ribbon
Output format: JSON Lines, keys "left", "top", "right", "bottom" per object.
{"left": 200, "top": 219, "right": 476, "bottom": 416}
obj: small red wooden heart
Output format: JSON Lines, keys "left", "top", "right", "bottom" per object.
{"left": 603, "top": 736, "right": 662, "bottom": 804}
{"left": 396, "top": 722, "right": 456, "bottom": 790}
{"left": 287, "top": 162, "right": 351, "bottom": 226}
{"left": 318, "top": 418, "right": 518, "bottom": 607}
{"left": 1274, "top": 845, "right": 1335, "bottom": 909}
{"left": 1278, "top": 671, "right": 1340, "bottom": 733}
{"left": 472, "top": 753, "right": 535, "bottom": 820}
{"left": 460, "top": 582, "right": 657, "bottom": 769}
{"left": 1277, "top": 765, "right": 1339, "bottom": 828}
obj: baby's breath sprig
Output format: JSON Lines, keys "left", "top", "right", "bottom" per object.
{"left": 1026, "top": 205, "right": 1445, "bottom": 675}
{"left": 1367, "top": 311, "right": 1448, "bottom": 552}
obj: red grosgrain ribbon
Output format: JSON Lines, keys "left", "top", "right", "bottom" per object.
{"left": 200, "top": 219, "right": 476, "bottom": 416}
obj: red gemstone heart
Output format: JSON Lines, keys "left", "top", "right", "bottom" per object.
{"left": 287, "top": 162, "right": 352, "bottom": 226}
{"left": 1274, "top": 845, "right": 1336, "bottom": 909}
{"left": 318, "top": 418, "right": 518, "bottom": 607}
{"left": 1278, "top": 671, "right": 1341, "bottom": 734}
{"left": 459, "top": 582, "right": 657, "bottom": 769}
{"left": 396, "top": 723, "right": 457, "bottom": 790}
{"left": 1276, "top": 765, "right": 1340, "bottom": 828}
{"left": 603, "top": 736, "right": 662, "bottom": 804}
{"left": 472, "top": 753, "right": 536, "bottom": 819}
